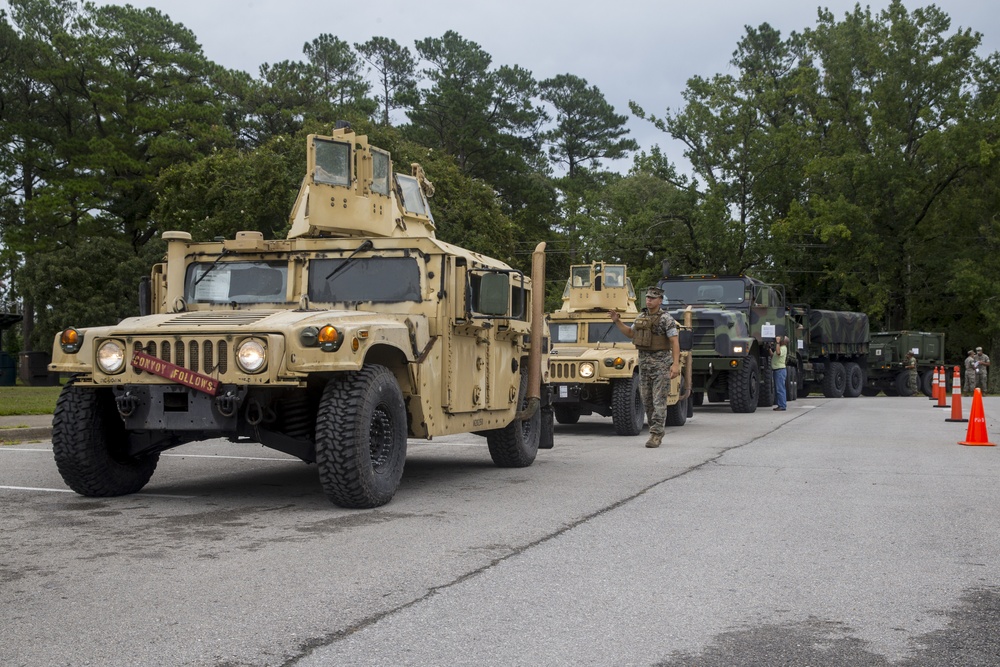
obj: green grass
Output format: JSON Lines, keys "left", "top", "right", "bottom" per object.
{"left": 0, "top": 386, "right": 62, "bottom": 415}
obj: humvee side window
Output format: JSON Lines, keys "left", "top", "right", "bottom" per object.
{"left": 549, "top": 323, "right": 579, "bottom": 344}
{"left": 313, "top": 139, "right": 350, "bottom": 186}
{"left": 396, "top": 174, "right": 428, "bottom": 216}
{"left": 185, "top": 261, "right": 288, "bottom": 304}
{"left": 371, "top": 149, "right": 390, "bottom": 196}
{"left": 308, "top": 256, "right": 421, "bottom": 303}
{"left": 477, "top": 273, "right": 510, "bottom": 316}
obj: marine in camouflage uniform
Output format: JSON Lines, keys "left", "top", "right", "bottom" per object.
{"left": 964, "top": 350, "right": 977, "bottom": 395}
{"left": 975, "top": 347, "right": 991, "bottom": 394}
{"left": 610, "top": 286, "right": 680, "bottom": 448}
{"left": 904, "top": 352, "right": 918, "bottom": 395}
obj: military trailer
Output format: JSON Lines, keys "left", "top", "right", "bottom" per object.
{"left": 548, "top": 263, "right": 692, "bottom": 434}
{"left": 657, "top": 271, "right": 798, "bottom": 413}
{"left": 863, "top": 330, "right": 944, "bottom": 396}
{"left": 790, "top": 307, "right": 870, "bottom": 398}
{"left": 48, "top": 124, "right": 552, "bottom": 509}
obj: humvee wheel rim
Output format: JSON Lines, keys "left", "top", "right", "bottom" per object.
{"left": 369, "top": 402, "right": 396, "bottom": 472}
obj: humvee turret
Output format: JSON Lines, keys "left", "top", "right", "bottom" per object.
{"left": 548, "top": 263, "right": 692, "bottom": 434}
{"left": 49, "top": 124, "right": 551, "bottom": 509}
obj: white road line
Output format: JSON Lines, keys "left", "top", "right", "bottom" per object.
{"left": 0, "top": 448, "right": 295, "bottom": 462}
{"left": 0, "top": 485, "right": 194, "bottom": 498}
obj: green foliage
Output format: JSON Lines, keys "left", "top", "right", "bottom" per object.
{"left": 0, "top": 386, "right": 61, "bottom": 416}
{"left": 355, "top": 37, "right": 418, "bottom": 126}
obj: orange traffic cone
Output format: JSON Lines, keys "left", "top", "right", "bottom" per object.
{"left": 946, "top": 366, "right": 968, "bottom": 423}
{"left": 935, "top": 367, "right": 950, "bottom": 408}
{"left": 930, "top": 366, "right": 939, "bottom": 401}
{"left": 959, "top": 389, "right": 996, "bottom": 446}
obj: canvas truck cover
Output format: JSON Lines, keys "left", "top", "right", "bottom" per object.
{"left": 808, "top": 310, "right": 870, "bottom": 346}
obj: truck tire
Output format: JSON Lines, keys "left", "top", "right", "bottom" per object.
{"left": 758, "top": 366, "right": 775, "bottom": 407}
{"left": 611, "top": 372, "right": 644, "bottom": 436}
{"left": 920, "top": 371, "right": 933, "bottom": 397}
{"left": 486, "top": 368, "right": 540, "bottom": 467}
{"left": 692, "top": 391, "right": 704, "bottom": 407}
{"left": 316, "top": 364, "right": 408, "bottom": 509}
{"left": 729, "top": 358, "right": 760, "bottom": 413}
{"left": 52, "top": 385, "right": 158, "bottom": 497}
{"left": 895, "top": 370, "right": 915, "bottom": 397}
{"left": 860, "top": 386, "right": 880, "bottom": 397}
{"left": 553, "top": 405, "right": 581, "bottom": 424}
{"left": 787, "top": 366, "right": 798, "bottom": 401}
{"left": 665, "top": 377, "right": 688, "bottom": 427}
{"left": 822, "top": 362, "right": 847, "bottom": 398}
{"left": 843, "top": 362, "right": 864, "bottom": 397}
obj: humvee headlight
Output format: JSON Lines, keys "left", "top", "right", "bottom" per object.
{"left": 236, "top": 339, "right": 267, "bottom": 373}
{"left": 60, "top": 328, "right": 82, "bottom": 354}
{"left": 732, "top": 345, "right": 744, "bottom": 354}
{"left": 97, "top": 340, "right": 126, "bottom": 374}
{"left": 579, "top": 363, "right": 595, "bottom": 378}
{"left": 316, "top": 325, "right": 343, "bottom": 352}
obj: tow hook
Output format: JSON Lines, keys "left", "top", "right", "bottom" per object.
{"left": 215, "top": 391, "right": 242, "bottom": 418}
{"left": 115, "top": 391, "right": 140, "bottom": 417}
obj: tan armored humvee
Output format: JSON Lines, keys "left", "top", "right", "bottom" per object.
{"left": 49, "top": 123, "right": 551, "bottom": 509}
{"left": 548, "top": 263, "right": 692, "bottom": 434}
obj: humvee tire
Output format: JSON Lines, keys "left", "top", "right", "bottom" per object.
{"left": 665, "top": 377, "right": 688, "bottom": 427}
{"left": 553, "top": 405, "right": 581, "bottom": 424}
{"left": 758, "top": 366, "right": 775, "bottom": 408}
{"left": 843, "top": 362, "right": 864, "bottom": 397}
{"left": 611, "top": 372, "right": 644, "bottom": 436}
{"left": 729, "top": 357, "right": 760, "bottom": 413}
{"left": 315, "top": 364, "right": 407, "bottom": 509}
{"left": 52, "top": 385, "right": 158, "bottom": 497}
{"left": 822, "top": 361, "right": 847, "bottom": 398}
{"left": 486, "top": 368, "right": 540, "bottom": 468}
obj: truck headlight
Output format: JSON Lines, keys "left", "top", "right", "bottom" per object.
{"left": 236, "top": 339, "right": 267, "bottom": 373}
{"left": 732, "top": 345, "right": 744, "bottom": 354}
{"left": 579, "top": 362, "right": 595, "bottom": 378}
{"left": 97, "top": 340, "right": 126, "bottom": 374}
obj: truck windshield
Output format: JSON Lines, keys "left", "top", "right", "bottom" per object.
{"left": 662, "top": 279, "right": 747, "bottom": 305}
{"left": 587, "top": 322, "right": 632, "bottom": 344}
{"left": 185, "top": 261, "right": 288, "bottom": 304}
{"left": 308, "top": 257, "right": 421, "bottom": 303}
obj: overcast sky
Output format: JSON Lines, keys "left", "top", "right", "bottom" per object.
{"left": 14, "top": 0, "right": 1000, "bottom": 175}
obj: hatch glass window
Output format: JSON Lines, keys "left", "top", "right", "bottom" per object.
{"left": 314, "top": 139, "right": 350, "bottom": 186}
{"left": 371, "top": 149, "right": 390, "bottom": 196}
{"left": 185, "top": 261, "right": 288, "bottom": 304}
{"left": 308, "top": 257, "right": 421, "bottom": 303}
{"left": 395, "top": 174, "right": 429, "bottom": 217}
{"left": 603, "top": 266, "right": 625, "bottom": 288}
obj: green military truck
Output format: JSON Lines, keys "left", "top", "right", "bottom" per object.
{"left": 863, "top": 331, "right": 944, "bottom": 396}
{"left": 548, "top": 263, "right": 692, "bottom": 433}
{"left": 790, "top": 307, "right": 870, "bottom": 398}
{"left": 48, "top": 123, "right": 552, "bottom": 509}
{"left": 657, "top": 271, "right": 798, "bottom": 413}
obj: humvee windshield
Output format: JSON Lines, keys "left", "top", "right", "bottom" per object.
{"left": 662, "top": 279, "right": 747, "bottom": 305}
{"left": 309, "top": 257, "right": 421, "bottom": 303}
{"left": 587, "top": 322, "right": 631, "bottom": 344}
{"left": 550, "top": 323, "right": 579, "bottom": 344}
{"left": 185, "top": 261, "right": 288, "bottom": 304}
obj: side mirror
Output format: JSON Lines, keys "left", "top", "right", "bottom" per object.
{"left": 138, "top": 277, "right": 151, "bottom": 316}
{"left": 478, "top": 273, "right": 510, "bottom": 316}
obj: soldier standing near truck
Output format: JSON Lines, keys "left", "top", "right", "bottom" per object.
{"left": 965, "top": 350, "right": 977, "bottom": 394}
{"left": 975, "top": 346, "right": 991, "bottom": 393}
{"left": 610, "top": 286, "right": 680, "bottom": 448}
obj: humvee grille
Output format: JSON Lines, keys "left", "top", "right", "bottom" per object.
{"left": 131, "top": 339, "right": 230, "bottom": 377}
{"left": 551, "top": 362, "right": 578, "bottom": 379}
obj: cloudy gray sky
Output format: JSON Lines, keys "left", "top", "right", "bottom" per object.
{"left": 25, "top": 1, "right": 1000, "bottom": 174}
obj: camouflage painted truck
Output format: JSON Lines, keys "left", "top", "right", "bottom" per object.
{"left": 863, "top": 330, "right": 944, "bottom": 396}
{"left": 48, "top": 123, "right": 552, "bottom": 509}
{"left": 789, "top": 306, "right": 870, "bottom": 398}
{"left": 547, "top": 263, "right": 692, "bottom": 434}
{"left": 657, "top": 271, "right": 798, "bottom": 413}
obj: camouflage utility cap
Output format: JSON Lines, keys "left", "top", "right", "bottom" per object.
{"left": 977, "top": 346, "right": 983, "bottom": 352}
{"left": 645, "top": 286, "right": 664, "bottom": 299}
{"left": 969, "top": 350, "right": 975, "bottom": 355}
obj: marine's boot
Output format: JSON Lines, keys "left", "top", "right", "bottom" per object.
{"left": 645, "top": 432, "right": 662, "bottom": 448}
